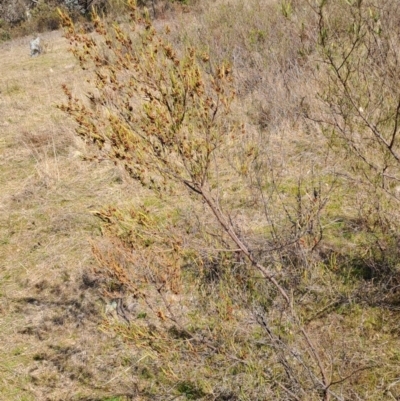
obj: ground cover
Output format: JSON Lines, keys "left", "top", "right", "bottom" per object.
{"left": 1, "top": 1, "right": 400, "bottom": 400}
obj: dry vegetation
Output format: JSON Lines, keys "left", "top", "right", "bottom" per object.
{"left": 2, "top": 0, "right": 400, "bottom": 400}
{"left": 0, "top": 31, "right": 140, "bottom": 401}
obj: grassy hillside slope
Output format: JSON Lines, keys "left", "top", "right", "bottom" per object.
{"left": 0, "top": 31, "right": 138, "bottom": 401}
{"left": 2, "top": 1, "right": 400, "bottom": 400}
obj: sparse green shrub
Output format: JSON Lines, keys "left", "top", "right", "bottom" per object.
{"left": 315, "top": 0, "right": 400, "bottom": 192}
{"left": 0, "top": 18, "right": 11, "bottom": 42}
{"left": 11, "top": 1, "right": 71, "bottom": 37}
{"left": 0, "top": 28, "right": 11, "bottom": 42}
{"left": 312, "top": 0, "right": 400, "bottom": 282}
{"left": 32, "top": 2, "right": 63, "bottom": 31}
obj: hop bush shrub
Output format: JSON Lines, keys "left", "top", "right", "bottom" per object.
{"left": 58, "top": 0, "right": 400, "bottom": 399}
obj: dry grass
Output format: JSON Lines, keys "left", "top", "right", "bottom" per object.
{"left": 2, "top": 1, "right": 400, "bottom": 400}
{"left": 0, "top": 30, "right": 141, "bottom": 400}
